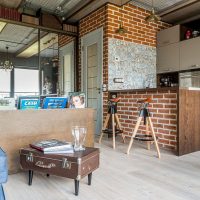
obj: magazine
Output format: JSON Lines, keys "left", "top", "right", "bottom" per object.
{"left": 20, "top": 98, "right": 40, "bottom": 110}
{"left": 44, "top": 149, "right": 74, "bottom": 154}
{"left": 42, "top": 97, "right": 68, "bottom": 109}
{"left": 68, "top": 92, "right": 85, "bottom": 108}
{"left": 30, "top": 139, "right": 73, "bottom": 152}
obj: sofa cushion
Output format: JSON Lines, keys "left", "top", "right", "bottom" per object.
{"left": 0, "top": 148, "right": 8, "bottom": 184}
{"left": 0, "top": 184, "right": 5, "bottom": 200}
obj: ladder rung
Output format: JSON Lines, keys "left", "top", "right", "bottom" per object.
{"left": 134, "top": 134, "right": 158, "bottom": 142}
{"left": 102, "top": 129, "right": 123, "bottom": 134}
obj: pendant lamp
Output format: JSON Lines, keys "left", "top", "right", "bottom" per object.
{"left": 145, "top": 0, "right": 161, "bottom": 23}
{"left": 115, "top": 0, "right": 127, "bottom": 34}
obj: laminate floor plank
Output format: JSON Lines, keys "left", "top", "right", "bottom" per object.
{"left": 4, "top": 140, "right": 200, "bottom": 200}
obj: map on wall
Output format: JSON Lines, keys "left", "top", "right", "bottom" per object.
{"left": 108, "top": 38, "right": 156, "bottom": 90}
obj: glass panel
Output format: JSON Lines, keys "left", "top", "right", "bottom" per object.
{"left": 0, "top": 22, "right": 39, "bottom": 100}
{"left": 40, "top": 31, "right": 59, "bottom": 95}
{"left": 0, "top": 20, "right": 76, "bottom": 109}
{"left": 0, "top": 70, "right": 11, "bottom": 98}
{"left": 14, "top": 68, "right": 39, "bottom": 98}
{"left": 64, "top": 54, "right": 72, "bottom": 94}
{"left": 87, "top": 43, "right": 98, "bottom": 106}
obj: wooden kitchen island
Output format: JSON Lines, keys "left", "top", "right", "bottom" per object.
{"left": 109, "top": 87, "right": 200, "bottom": 156}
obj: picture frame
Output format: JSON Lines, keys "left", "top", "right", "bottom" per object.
{"left": 68, "top": 92, "right": 85, "bottom": 108}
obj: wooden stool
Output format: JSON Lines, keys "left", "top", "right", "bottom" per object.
{"left": 126, "top": 98, "right": 161, "bottom": 158}
{"left": 99, "top": 97, "right": 125, "bottom": 149}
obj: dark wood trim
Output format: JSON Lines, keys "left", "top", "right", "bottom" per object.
{"left": 75, "top": 26, "right": 80, "bottom": 91}
{"left": 178, "top": 88, "right": 200, "bottom": 155}
{"left": 176, "top": 88, "right": 180, "bottom": 156}
{"left": 0, "top": 17, "right": 77, "bottom": 36}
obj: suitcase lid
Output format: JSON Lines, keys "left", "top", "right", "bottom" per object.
{"left": 20, "top": 147, "right": 99, "bottom": 163}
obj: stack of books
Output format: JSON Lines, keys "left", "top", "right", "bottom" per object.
{"left": 30, "top": 139, "right": 74, "bottom": 154}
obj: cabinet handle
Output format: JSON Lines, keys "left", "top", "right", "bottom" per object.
{"left": 191, "top": 65, "right": 199, "bottom": 68}
{"left": 162, "top": 40, "right": 170, "bottom": 44}
{"left": 162, "top": 69, "right": 171, "bottom": 72}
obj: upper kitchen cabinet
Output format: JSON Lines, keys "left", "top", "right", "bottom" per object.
{"left": 157, "top": 42, "right": 180, "bottom": 73}
{"left": 157, "top": 25, "right": 180, "bottom": 47}
{"left": 180, "top": 37, "right": 200, "bottom": 71}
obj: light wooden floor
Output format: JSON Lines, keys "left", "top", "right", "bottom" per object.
{"left": 4, "top": 139, "right": 200, "bottom": 200}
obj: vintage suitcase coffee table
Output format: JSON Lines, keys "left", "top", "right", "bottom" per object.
{"left": 20, "top": 147, "right": 99, "bottom": 196}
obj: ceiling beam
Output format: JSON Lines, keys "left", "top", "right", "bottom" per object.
{"left": 158, "top": 0, "right": 198, "bottom": 16}
{"left": 65, "top": 0, "right": 131, "bottom": 23}
{"left": 159, "top": 0, "right": 200, "bottom": 24}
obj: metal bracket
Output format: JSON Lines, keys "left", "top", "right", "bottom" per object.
{"left": 26, "top": 153, "right": 34, "bottom": 162}
{"left": 76, "top": 175, "right": 81, "bottom": 180}
{"left": 62, "top": 158, "right": 71, "bottom": 169}
{"left": 77, "top": 158, "right": 81, "bottom": 165}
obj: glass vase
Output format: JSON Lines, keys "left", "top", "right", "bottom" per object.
{"left": 71, "top": 126, "right": 87, "bottom": 151}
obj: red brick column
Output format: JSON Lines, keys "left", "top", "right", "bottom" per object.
{"left": 117, "top": 89, "right": 178, "bottom": 150}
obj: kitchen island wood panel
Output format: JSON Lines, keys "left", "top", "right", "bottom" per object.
{"left": 179, "top": 89, "right": 200, "bottom": 155}
{"left": 0, "top": 108, "right": 95, "bottom": 173}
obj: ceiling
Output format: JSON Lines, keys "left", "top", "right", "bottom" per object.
{"left": 130, "top": 0, "right": 186, "bottom": 12}
{"left": 3, "top": 0, "right": 131, "bottom": 23}
{"left": 0, "top": 0, "right": 22, "bottom": 8}
{"left": 0, "top": 0, "right": 199, "bottom": 58}
{"left": 0, "top": 23, "right": 37, "bottom": 53}
{"left": 1, "top": 0, "right": 200, "bottom": 24}
{"left": 0, "top": 23, "right": 58, "bottom": 57}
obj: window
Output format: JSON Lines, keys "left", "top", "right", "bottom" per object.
{"left": 14, "top": 68, "right": 39, "bottom": 98}
{"left": 0, "top": 70, "right": 11, "bottom": 98}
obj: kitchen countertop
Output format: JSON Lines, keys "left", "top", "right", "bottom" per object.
{"left": 180, "top": 87, "right": 200, "bottom": 91}
{"left": 109, "top": 87, "right": 179, "bottom": 93}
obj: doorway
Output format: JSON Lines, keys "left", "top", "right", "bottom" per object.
{"left": 59, "top": 41, "right": 75, "bottom": 95}
{"left": 81, "top": 28, "right": 103, "bottom": 135}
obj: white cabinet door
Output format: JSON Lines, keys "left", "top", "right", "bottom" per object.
{"left": 180, "top": 37, "right": 200, "bottom": 71}
{"left": 157, "top": 43, "right": 180, "bottom": 73}
{"left": 157, "top": 25, "right": 180, "bottom": 47}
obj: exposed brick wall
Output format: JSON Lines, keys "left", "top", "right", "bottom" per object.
{"left": 106, "top": 3, "right": 170, "bottom": 47}
{"left": 104, "top": 4, "right": 171, "bottom": 145}
{"left": 58, "top": 3, "right": 176, "bottom": 151}
{"left": 58, "top": 35, "right": 75, "bottom": 48}
{"left": 117, "top": 89, "right": 178, "bottom": 150}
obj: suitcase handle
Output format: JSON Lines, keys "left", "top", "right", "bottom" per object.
{"left": 35, "top": 161, "right": 56, "bottom": 169}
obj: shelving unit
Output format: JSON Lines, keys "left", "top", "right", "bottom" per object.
{"left": 157, "top": 21, "right": 200, "bottom": 74}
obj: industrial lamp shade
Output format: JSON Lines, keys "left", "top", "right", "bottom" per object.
{"left": 115, "top": 22, "right": 127, "bottom": 34}
{"left": 145, "top": 8, "right": 161, "bottom": 22}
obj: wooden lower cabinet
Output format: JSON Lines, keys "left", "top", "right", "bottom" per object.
{"left": 178, "top": 88, "right": 200, "bottom": 155}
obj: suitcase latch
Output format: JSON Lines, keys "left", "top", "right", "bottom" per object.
{"left": 62, "top": 158, "right": 71, "bottom": 169}
{"left": 26, "top": 153, "right": 34, "bottom": 162}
